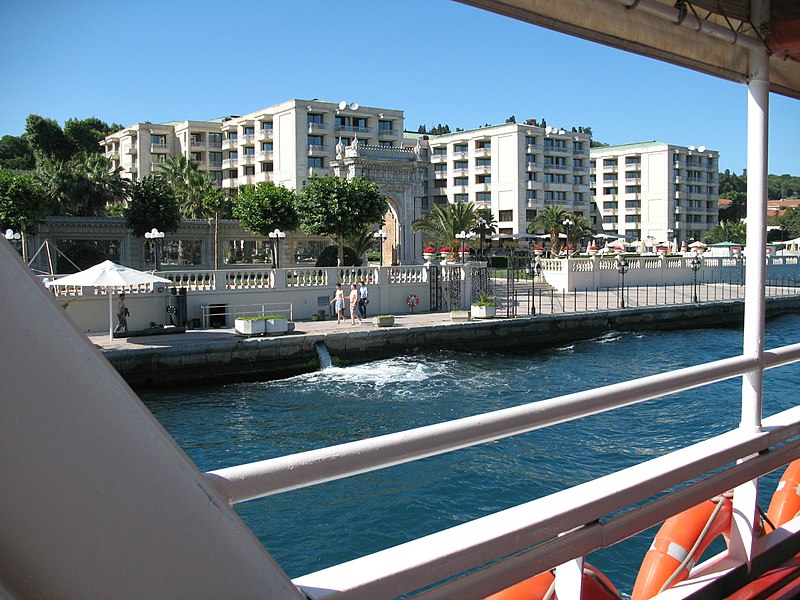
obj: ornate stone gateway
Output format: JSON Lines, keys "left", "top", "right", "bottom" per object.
{"left": 332, "top": 139, "right": 428, "bottom": 266}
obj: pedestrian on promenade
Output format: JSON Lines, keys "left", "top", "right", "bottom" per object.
{"left": 349, "top": 283, "right": 362, "bottom": 325}
{"left": 358, "top": 280, "right": 369, "bottom": 319}
{"left": 330, "top": 283, "right": 345, "bottom": 324}
{"left": 115, "top": 292, "right": 129, "bottom": 332}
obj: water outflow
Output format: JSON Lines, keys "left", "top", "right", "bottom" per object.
{"left": 314, "top": 342, "right": 332, "bottom": 370}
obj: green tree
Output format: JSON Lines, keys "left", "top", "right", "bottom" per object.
{"left": 703, "top": 220, "right": 746, "bottom": 244}
{"left": 297, "top": 175, "right": 387, "bottom": 266}
{"left": 778, "top": 207, "right": 800, "bottom": 239}
{"left": 64, "top": 117, "right": 123, "bottom": 156}
{"left": 345, "top": 225, "right": 379, "bottom": 263}
{"left": 203, "top": 187, "right": 228, "bottom": 270}
{"left": 25, "top": 114, "right": 72, "bottom": 162}
{"left": 234, "top": 182, "right": 300, "bottom": 267}
{"left": 0, "top": 135, "right": 35, "bottom": 170}
{"left": 0, "top": 169, "right": 50, "bottom": 259}
{"left": 124, "top": 176, "right": 180, "bottom": 238}
{"left": 528, "top": 205, "right": 570, "bottom": 253}
{"left": 566, "top": 213, "right": 595, "bottom": 249}
{"left": 471, "top": 207, "right": 497, "bottom": 255}
{"left": 36, "top": 153, "right": 127, "bottom": 217}
{"left": 412, "top": 201, "right": 477, "bottom": 260}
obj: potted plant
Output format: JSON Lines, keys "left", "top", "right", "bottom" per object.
{"left": 534, "top": 246, "right": 544, "bottom": 256}
{"left": 471, "top": 291, "right": 497, "bottom": 319}
{"left": 373, "top": 314, "right": 395, "bottom": 327}
{"left": 450, "top": 309, "right": 470, "bottom": 322}
{"left": 439, "top": 247, "right": 451, "bottom": 262}
{"left": 588, "top": 245, "right": 598, "bottom": 256}
{"left": 235, "top": 315, "right": 266, "bottom": 336}
{"left": 423, "top": 247, "right": 437, "bottom": 262}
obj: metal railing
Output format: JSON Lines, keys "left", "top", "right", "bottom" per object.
{"left": 206, "top": 341, "right": 800, "bottom": 599}
{"left": 200, "top": 301, "right": 292, "bottom": 327}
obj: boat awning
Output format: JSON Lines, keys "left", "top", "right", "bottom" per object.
{"left": 455, "top": 0, "right": 800, "bottom": 100}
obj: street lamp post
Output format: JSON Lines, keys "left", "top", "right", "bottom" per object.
{"left": 531, "top": 257, "right": 541, "bottom": 315}
{"left": 477, "top": 217, "right": 487, "bottom": 259}
{"left": 455, "top": 230, "right": 468, "bottom": 264}
{"left": 144, "top": 228, "right": 165, "bottom": 271}
{"left": 268, "top": 228, "right": 286, "bottom": 269}
{"left": 373, "top": 229, "right": 388, "bottom": 265}
{"left": 616, "top": 254, "right": 629, "bottom": 308}
{"left": 562, "top": 218, "right": 574, "bottom": 256}
{"left": 690, "top": 254, "right": 702, "bottom": 302}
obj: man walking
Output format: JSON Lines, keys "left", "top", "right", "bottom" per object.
{"left": 358, "top": 280, "right": 369, "bottom": 319}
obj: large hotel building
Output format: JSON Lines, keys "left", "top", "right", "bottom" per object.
{"left": 102, "top": 99, "right": 718, "bottom": 250}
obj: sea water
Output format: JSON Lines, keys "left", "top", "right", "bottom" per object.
{"left": 140, "top": 313, "right": 800, "bottom": 595}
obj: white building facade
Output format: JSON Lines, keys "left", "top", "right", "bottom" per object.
{"left": 423, "top": 123, "right": 592, "bottom": 235}
{"left": 589, "top": 141, "right": 720, "bottom": 244}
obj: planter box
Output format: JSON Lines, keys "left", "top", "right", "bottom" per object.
{"left": 373, "top": 315, "right": 395, "bottom": 327}
{"left": 450, "top": 311, "right": 470, "bottom": 322}
{"left": 471, "top": 305, "right": 497, "bottom": 319}
{"left": 235, "top": 318, "right": 266, "bottom": 336}
{"left": 264, "top": 318, "right": 289, "bottom": 335}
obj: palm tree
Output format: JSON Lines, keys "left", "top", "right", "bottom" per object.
{"left": 412, "top": 201, "right": 477, "bottom": 260}
{"left": 471, "top": 207, "right": 497, "bottom": 256}
{"left": 528, "top": 205, "right": 570, "bottom": 254}
{"left": 567, "top": 213, "right": 595, "bottom": 250}
{"left": 159, "top": 155, "right": 215, "bottom": 219}
{"left": 704, "top": 220, "right": 746, "bottom": 244}
{"left": 346, "top": 225, "right": 381, "bottom": 264}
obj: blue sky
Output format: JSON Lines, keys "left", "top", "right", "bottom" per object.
{"left": 1, "top": 0, "right": 798, "bottom": 175}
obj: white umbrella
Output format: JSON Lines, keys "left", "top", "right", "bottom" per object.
{"left": 46, "top": 261, "right": 171, "bottom": 341}
{"left": 689, "top": 241, "right": 708, "bottom": 249}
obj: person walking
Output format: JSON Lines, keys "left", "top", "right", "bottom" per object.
{"left": 115, "top": 292, "right": 129, "bottom": 333}
{"left": 330, "top": 283, "right": 345, "bottom": 324}
{"left": 349, "top": 283, "right": 361, "bottom": 325}
{"left": 358, "top": 280, "right": 369, "bottom": 320}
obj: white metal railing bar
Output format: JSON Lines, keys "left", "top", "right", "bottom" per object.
{"left": 408, "top": 436, "right": 800, "bottom": 600}
{"left": 292, "top": 412, "right": 800, "bottom": 600}
{"left": 206, "top": 348, "right": 800, "bottom": 504}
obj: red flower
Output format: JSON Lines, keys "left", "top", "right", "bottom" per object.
{"left": 423, "top": 247, "right": 437, "bottom": 253}
{"left": 534, "top": 246, "right": 544, "bottom": 251}
{"left": 440, "top": 247, "right": 451, "bottom": 252}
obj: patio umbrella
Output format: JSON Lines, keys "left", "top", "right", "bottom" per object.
{"left": 46, "top": 260, "right": 171, "bottom": 341}
{"left": 689, "top": 241, "right": 708, "bottom": 249}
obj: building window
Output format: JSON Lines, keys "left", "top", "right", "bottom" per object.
{"left": 190, "top": 152, "right": 202, "bottom": 162}
{"left": 190, "top": 132, "right": 203, "bottom": 144}
{"left": 378, "top": 120, "right": 393, "bottom": 132}
{"left": 261, "top": 122, "right": 273, "bottom": 132}
{"left": 308, "top": 157, "right": 324, "bottom": 168}
{"left": 574, "top": 141, "right": 583, "bottom": 151}
{"left": 210, "top": 171, "right": 223, "bottom": 185}
{"left": 434, "top": 165, "right": 447, "bottom": 174}
{"left": 625, "top": 185, "right": 640, "bottom": 194}
{"left": 476, "top": 175, "right": 491, "bottom": 184}
{"left": 525, "top": 190, "right": 537, "bottom": 200}
{"left": 227, "top": 169, "right": 237, "bottom": 179}
{"left": 604, "top": 187, "right": 618, "bottom": 195}
{"left": 454, "top": 144, "right": 468, "bottom": 153}
{"left": 603, "top": 201, "right": 616, "bottom": 209}
{"left": 477, "top": 140, "right": 491, "bottom": 150}
{"left": 262, "top": 142, "right": 273, "bottom": 151}
{"left": 625, "top": 200, "right": 640, "bottom": 208}
{"left": 454, "top": 177, "right": 468, "bottom": 186}
{"left": 454, "top": 160, "right": 468, "bottom": 170}
{"left": 434, "top": 179, "right": 447, "bottom": 188}
{"left": 244, "top": 166, "right": 255, "bottom": 176}
{"left": 378, "top": 140, "right": 392, "bottom": 147}
{"left": 499, "top": 210, "right": 513, "bottom": 221}
{"left": 307, "top": 113, "right": 323, "bottom": 124}
{"left": 308, "top": 135, "right": 324, "bottom": 146}
{"left": 243, "top": 147, "right": 255, "bottom": 156}
{"left": 526, "top": 209, "right": 537, "bottom": 221}
{"left": 210, "top": 152, "right": 222, "bottom": 166}
{"left": 476, "top": 192, "right": 491, "bottom": 202}
{"left": 228, "top": 151, "right": 238, "bottom": 159}
{"left": 433, "top": 147, "right": 447, "bottom": 155}
{"left": 525, "top": 136, "right": 535, "bottom": 146}
{"left": 625, "top": 215, "right": 640, "bottom": 223}
{"left": 602, "top": 216, "right": 617, "bottom": 224}
{"left": 454, "top": 194, "right": 468, "bottom": 202}
{"left": 434, "top": 195, "right": 448, "bottom": 205}
{"left": 209, "top": 132, "right": 222, "bottom": 147}
{"left": 476, "top": 158, "right": 491, "bottom": 167}
{"left": 261, "top": 162, "right": 274, "bottom": 172}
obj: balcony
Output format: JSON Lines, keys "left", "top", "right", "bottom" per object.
{"left": 150, "top": 143, "right": 168, "bottom": 153}
{"left": 434, "top": 170, "right": 447, "bottom": 179}
{"left": 209, "top": 160, "right": 223, "bottom": 168}
{"left": 474, "top": 147, "right": 491, "bottom": 158}
{"left": 222, "top": 158, "right": 239, "bottom": 169}
{"left": 107, "top": 150, "right": 120, "bottom": 160}
{"left": 526, "top": 143, "right": 543, "bottom": 153}
{"left": 474, "top": 165, "right": 491, "bottom": 176}
{"left": 307, "top": 122, "right": 327, "bottom": 133}
{"left": 526, "top": 180, "right": 543, "bottom": 190}
{"left": 222, "top": 138, "right": 238, "bottom": 150}
{"left": 222, "top": 179, "right": 238, "bottom": 189}
{"left": 377, "top": 127, "right": 396, "bottom": 137}
{"left": 307, "top": 166, "right": 331, "bottom": 177}
{"left": 543, "top": 145, "right": 570, "bottom": 155}
{"left": 602, "top": 164, "right": 618, "bottom": 172}
{"left": 451, "top": 185, "right": 468, "bottom": 194}
{"left": 525, "top": 162, "right": 543, "bottom": 171}
{"left": 625, "top": 177, "right": 641, "bottom": 184}
{"left": 125, "top": 147, "right": 137, "bottom": 155}
{"left": 474, "top": 183, "right": 491, "bottom": 193}
{"left": 431, "top": 154, "right": 447, "bottom": 164}
{"left": 335, "top": 125, "right": 372, "bottom": 135}
{"left": 239, "top": 175, "right": 256, "bottom": 186}
{"left": 308, "top": 144, "right": 328, "bottom": 155}
{"left": 258, "top": 151, "right": 274, "bottom": 161}
{"left": 544, "top": 163, "right": 570, "bottom": 172}
{"left": 451, "top": 168, "right": 468, "bottom": 177}
{"left": 256, "top": 128, "right": 274, "bottom": 141}
{"left": 209, "top": 140, "right": 223, "bottom": 149}
{"left": 452, "top": 151, "right": 468, "bottom": 160}
{"left": 190, "top": 140, "right": 205, "bottom": 150}
{"left": 240, "top": 154, "right": 255, "bottom": 166}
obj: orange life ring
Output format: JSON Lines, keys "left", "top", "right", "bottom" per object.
{"left": 632, "top": 494, "right": 733, "bottom": 600}
{"left": 765, "top": 459, "right": 800, "bottom": 533}
{"left": 406, "top": 294, "right": 420, "bottom": 308}
{"left": 484, "top": 563, "right": 620, "bottom": 600}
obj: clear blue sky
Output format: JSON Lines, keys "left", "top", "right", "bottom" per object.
{"left": 1, "top": 0, "right": 798, "bottom": 175}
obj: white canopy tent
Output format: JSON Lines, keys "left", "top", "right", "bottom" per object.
{"left": 46, "top": 260, "right": 172, "bottom": 341}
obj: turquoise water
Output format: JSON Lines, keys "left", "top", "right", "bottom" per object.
{"left": 140, "top": 313, "right": 800, "bottom": 596}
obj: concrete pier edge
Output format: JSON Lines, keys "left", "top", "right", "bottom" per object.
{"left": 101, "top": 296, "right": 800, "bottom": 387}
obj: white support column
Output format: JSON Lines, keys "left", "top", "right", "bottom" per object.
{"left": 730, "top": 5, "right": 770, "bottom": 565}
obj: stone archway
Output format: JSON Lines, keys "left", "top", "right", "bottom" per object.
{"left": 332, "top": 141, "right": 427, "bottom": 265}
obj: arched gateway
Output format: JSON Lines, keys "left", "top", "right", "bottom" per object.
{"left": 332, "top": 139, "right": 427, "bottom": 266}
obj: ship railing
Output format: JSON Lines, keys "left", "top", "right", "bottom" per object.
{"left": 206, "top": 342, "right": 800, "bottom": 599}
